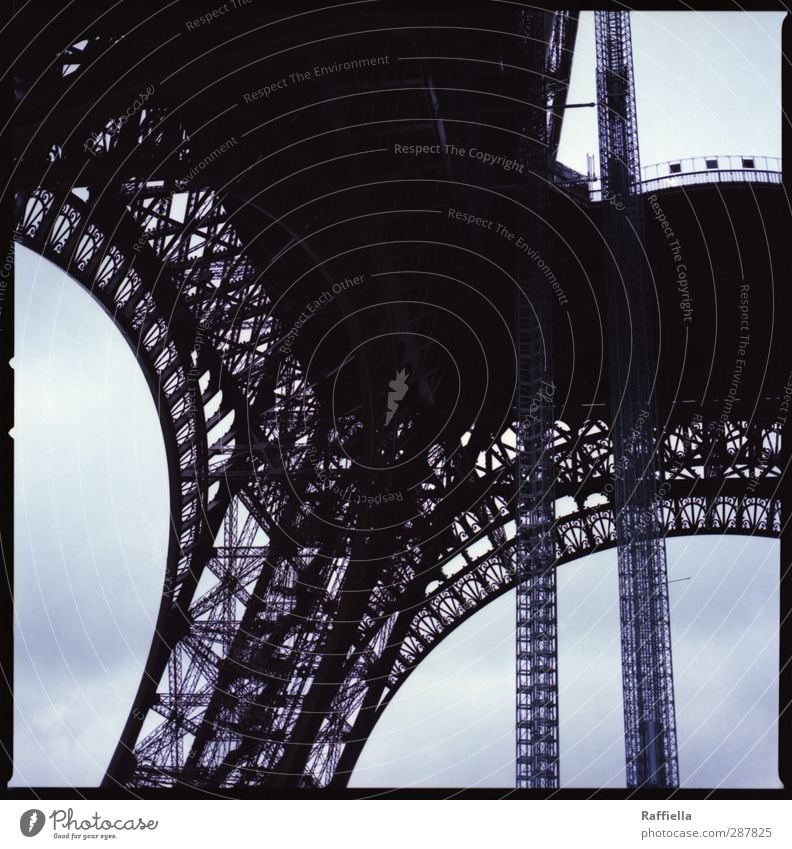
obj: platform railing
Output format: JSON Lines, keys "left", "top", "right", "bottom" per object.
{"left": 581, "top": 155, "right": 782, "bottom": 200}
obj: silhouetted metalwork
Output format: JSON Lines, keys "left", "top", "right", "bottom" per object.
{"left": 595, "top": 10, "right": 678, "bottom": 788}
{"left": 515, "top": 9, "right": 561, "bottom": 790}
{"left": 10, "top": 3, "right": 785, "bottom": 790}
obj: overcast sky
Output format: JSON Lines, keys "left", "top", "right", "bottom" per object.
{"left": 12, "top": 10, "right": 785, "bottom": 788}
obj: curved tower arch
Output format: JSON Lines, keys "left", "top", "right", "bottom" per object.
{"left": 9, "top": 3, "right": 787, "bottom": 790}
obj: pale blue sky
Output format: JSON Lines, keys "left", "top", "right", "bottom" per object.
{"left": 13, "top": 246, "right": 168, "bottom": 787}
{"left": 557, "top": 11, "right": 783, "bottom": 174}
{"left": 12, "top": 11, "right": 785, "bottom": 788}
{"left": 352, "top": 537, "right": 779, "bottom": 789}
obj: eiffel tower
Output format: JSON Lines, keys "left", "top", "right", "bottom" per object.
{"left": 8, "top": 3, "right": 788, "bottom": 790}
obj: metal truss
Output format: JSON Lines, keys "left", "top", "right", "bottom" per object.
{"left": 515, "top": 9, "right": 559, "bottom": 790}
{"left": 595, "top": 10, "right": 678, "bottom": 788}
{"left": 11, "top": 5, "right": 783, "bottom": 791}
{"left": 12, "top": 178, "right": 782, "bottom": 783}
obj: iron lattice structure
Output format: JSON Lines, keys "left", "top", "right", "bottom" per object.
{"left": 9, "top": 3, "right": 786, "bottom": 790}
{"left": 595, "top": 11, "right": 679, "bottom": 788}
{"left": 515, "top": 10, "right": 559, "bottom": 789}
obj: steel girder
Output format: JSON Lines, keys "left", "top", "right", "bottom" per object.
{"left": 595, "top": 10, "right": 678, "bottom": 788}
{"left": 14, "top": 179, "right": 781, "bottom": 785}
{"left": 12, "top": 181, "right": 783, "bottom": 784}
{"left": 11, "top": 6, "right": 783, "bottom": 791}
{"left": 514, "top": 8, "right": 560, "bottom": 790}
{"left": 11, "top": 182, "right": 783, "bottom": 784}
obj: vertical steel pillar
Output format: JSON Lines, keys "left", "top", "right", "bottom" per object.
{"left": 594, "top": 10, "right": 679, "bottom": 788}
{"left": 515, "top": 9, "right": 559, "bottom": 790}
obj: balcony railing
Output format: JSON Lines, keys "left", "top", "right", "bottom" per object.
{"left": 578, "top": 155, "right": 782, "bottom": 201}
